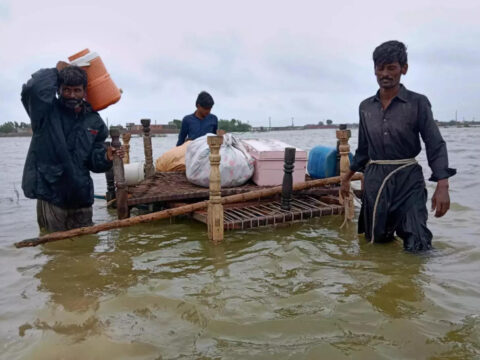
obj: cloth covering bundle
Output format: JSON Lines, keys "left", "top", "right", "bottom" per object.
{"left": 155, "top": 140, "right": 191, "bottom": 172}
{"left": 186, "top": 134, "right": 254, "bottom": 188}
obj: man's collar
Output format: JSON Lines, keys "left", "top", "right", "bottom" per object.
{"left": 372, "top": 84, "right": 409, "bottom": 103}
{"left": 397, "top": 84, "right": 408, "bottom": 102}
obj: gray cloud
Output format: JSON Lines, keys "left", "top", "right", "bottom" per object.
{"left": 0, "top": 0, "right": 479, "bottom": 126}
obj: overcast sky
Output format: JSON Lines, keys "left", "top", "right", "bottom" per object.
{"left": 0, "top": 0, "right": 479, "bottom": 127}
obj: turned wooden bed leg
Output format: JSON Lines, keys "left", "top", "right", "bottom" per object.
{"left": 104, "top": 141, "right": 116, "bottom": 202}
{"left": 336, "top": 124, "right": 354, "bottom": 221}
{"left": 141, "top": 119, "right": 155, "bottom": 178}
{"left": 207, "top": 136, "right": 224, "bottom": 243}
{"left": 110, "top": 128, "right": 130, "bottom": 219}
{"left": 281, "top": 147, "right": 296, "bottom": 210}
{"left": 121, "top": 132, "right": 131, "bottom": 164}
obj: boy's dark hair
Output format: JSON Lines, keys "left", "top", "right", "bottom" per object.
{"left": 58, "top": 65, "right": 88, "bottom": 88}
{"left": 373, "top": 40, "right": 408, "bottom": 67}
{"left": 196, "top": 91, "right": 214, "bottom": 109}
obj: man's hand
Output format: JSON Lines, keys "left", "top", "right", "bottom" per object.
{"left": 106, "top": 146, "right": 125, "bottom": 161}
{"left": 56, "top": 61, "right": 69, "bottom": 71}
{"left": 431, "top": 178, "right": 450, "bottom": 217}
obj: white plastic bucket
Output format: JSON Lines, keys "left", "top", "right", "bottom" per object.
{"left": 124, "top": 162, "right": 145, "bottom": 185}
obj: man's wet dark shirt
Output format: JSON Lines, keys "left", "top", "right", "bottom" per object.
{"left": 350, "top": 84, "right": 455, "bottom": 181}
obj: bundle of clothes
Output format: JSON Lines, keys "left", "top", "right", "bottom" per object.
{"left": 155, "top": 134, "right": 254, "bottom": 188}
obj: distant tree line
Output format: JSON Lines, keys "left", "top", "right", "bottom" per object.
{"left": 0, "top": 121, "right": 31, "bottom": 133}
{"left": 170, "top": 119, "right": 182, "bottom": 129}
{"left": 218, "top": 119, "right": 251, "bottom": 132}
{"left": 317, "top": 119, "right": 334, "bottom": 126}
{"left": 169, "top": 118, "right": 251, "bottom": 132}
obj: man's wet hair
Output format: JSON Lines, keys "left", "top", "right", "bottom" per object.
{"left": 58, "top": 65, "right": 88, "bottom": 89}
{"left": 196, "top": 91, "right": 214, "bottom": 109}
{"left": 373, "top": 40, "right": 408, "bottom": 67}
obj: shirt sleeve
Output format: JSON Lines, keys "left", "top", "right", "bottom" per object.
{"left": 418, "top": 96, "right": 456, "bottom": 181}
{"left": 350, "top": 107, "right": 370, "bottom": 172}
{"left": 212, "top": 115, "right": 218, "bottom": 134}
{"left": 176, "top": 117, "right": 188, "bottom": 146}
{"left": 21, "top": 68, "right": 58, "bottom": 132}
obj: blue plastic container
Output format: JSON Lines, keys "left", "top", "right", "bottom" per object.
{"left": 307, "top": 146, "right": 353, "bottom": 179}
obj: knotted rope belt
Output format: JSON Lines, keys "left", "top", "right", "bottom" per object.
{"left": 368, "top": 158, "right": 418, "bottom": 243}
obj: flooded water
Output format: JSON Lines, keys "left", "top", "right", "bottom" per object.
{"left": 0, "top": 128, "right": 479, "bottom": 359}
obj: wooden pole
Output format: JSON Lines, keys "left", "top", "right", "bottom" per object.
{"left": 15, "top": 173, "right": 362, "bottom": 248}
{"left": 281, "top": 147, "right": 296, "bottom": 210}
{"left": 141, "top": 119, "right": 155, "bottom": 178}
{"left": 110, "top": 128, "right": 129, "bottom": 219}
{"left": 207, "top": 136, "right": 224, "bottom": 242}
{"left": 336, "top": 124, "right": 354, "bottom": 221}
{"left": 121, "top": 132, "right": 131, "bottom": 164}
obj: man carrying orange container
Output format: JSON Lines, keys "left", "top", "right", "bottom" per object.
{"left": 21, "top": 61, "right": 123, "bottom": 232}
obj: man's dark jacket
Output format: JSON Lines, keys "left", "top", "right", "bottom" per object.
{"left": 21, "top": 68, "right": 112, "bottom": 209}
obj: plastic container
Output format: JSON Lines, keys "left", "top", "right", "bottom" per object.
{"left": 307, "top": 146, "right": 353, "bottom": 179}
{"left": 124, "top": 162, "right": 145, "bottom": 185}
{"left": 68, "top": 48, "right": 121, "bottom": 111}
{"left": 241, "top": 139, "right": 307, "bottom": 186}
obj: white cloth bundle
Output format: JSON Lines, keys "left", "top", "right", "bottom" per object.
{"left": 186, "top": 133, "right": 254, "bottom": 188}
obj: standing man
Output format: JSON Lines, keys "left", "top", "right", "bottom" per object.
{"left": 176, "top": 91, "right": 218, "bottom": 146}
{"left": 21, "top": 61, "right": 123, "bottom": 232}
{"left": 341, "top": 40, "right": 455, "bottom": 251}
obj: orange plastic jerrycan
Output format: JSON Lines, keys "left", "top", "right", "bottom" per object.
{"left": 68, "top": 49, "right": 121, "bottom": 111}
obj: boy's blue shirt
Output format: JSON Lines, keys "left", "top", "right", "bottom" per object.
{"left": 176, "top": 113, "right": 218, "bottom": 146}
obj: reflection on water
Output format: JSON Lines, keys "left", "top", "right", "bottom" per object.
{"left": 1, "top": 129, "right": 479, "bottom": 359}
{"left": 36, "top": 234, "right": 137, "bottom": 313}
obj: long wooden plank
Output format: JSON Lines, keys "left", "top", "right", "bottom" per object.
{"left": 15, "top": 174, "right": 362, "bottom": 248}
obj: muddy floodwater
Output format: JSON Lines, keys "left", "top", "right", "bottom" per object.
{"left": 0, "top": 128, "right": 479, "bottom": 359}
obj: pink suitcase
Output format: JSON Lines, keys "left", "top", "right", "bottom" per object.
{"left": 241, "top": 139, "right": 307, "bottom": 186}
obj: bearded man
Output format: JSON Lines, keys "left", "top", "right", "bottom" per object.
{"left": 21, "top": 61, "right": 123, "bottom": 231}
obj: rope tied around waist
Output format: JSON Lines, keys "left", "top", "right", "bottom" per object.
{"left": 369, "top": 158, "right": 417, "bottom": 243}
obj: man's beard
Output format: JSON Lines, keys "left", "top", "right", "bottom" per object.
{"left": 60, "top": 97, "right": 83, "bottom": 110}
